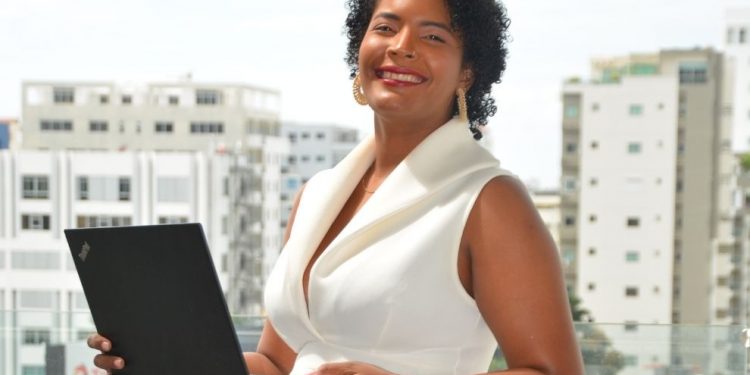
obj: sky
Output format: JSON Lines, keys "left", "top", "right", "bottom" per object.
{"left": 0, "top": 0, "right": 727, "bottom": 188}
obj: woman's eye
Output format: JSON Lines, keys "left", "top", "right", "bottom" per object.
{"left": 426, "top": 34, "right": 445, "bottom": 43}
{"left": 374, "top": 25, "right": 394, "bottom": 33}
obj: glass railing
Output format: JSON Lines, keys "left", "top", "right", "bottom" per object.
{"left": 0, "top": 310, "right": 747, "bottom": 374}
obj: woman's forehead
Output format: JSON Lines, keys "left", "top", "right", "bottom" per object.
{"left": 371, "top": 0, "right": 452, "bottom": 24}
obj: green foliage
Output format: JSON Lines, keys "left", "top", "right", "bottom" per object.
{"left": 741, "top": 153, "right": 750, "bottom": 172}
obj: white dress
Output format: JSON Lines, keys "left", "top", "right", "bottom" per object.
{"left": 263, "top": 118, "right": 513, "bottom": 374}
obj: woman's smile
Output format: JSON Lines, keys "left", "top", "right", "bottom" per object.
{"left": 375, "top": 66, "right": 427, "bottom": 86}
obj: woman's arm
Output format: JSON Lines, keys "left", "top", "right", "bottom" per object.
{"left": 245, "top": 184, "right": 307, "bottom": 374}
{"left": 466, "top": 176, "right": 584, "bottom": 375}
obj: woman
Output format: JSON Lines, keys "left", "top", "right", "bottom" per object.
{"left": 89, "top": 0, "right": 584, "bottom": 373}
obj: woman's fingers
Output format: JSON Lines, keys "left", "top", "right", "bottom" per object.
{"left": 93, "top": 353, "right": 125, "bottom": 370}
{"left": 88, "top": 334, "right": 125, "bottom": 370}
{"left": 86, "top": 334, "right": 111, "bottom": 352}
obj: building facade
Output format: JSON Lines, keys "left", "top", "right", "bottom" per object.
{"left": 725, "top": 3, "right": 750, "bottom": 151}
{"left": 280, "top": 124, "right": 359, "bottom": 229}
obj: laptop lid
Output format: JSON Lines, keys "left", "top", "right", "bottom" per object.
{"left": 65, "top": 223, "right": 248, "bottom": 375}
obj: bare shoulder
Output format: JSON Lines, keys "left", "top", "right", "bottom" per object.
{"left": 466, "top": 175, "right": 538, "bottom": 238}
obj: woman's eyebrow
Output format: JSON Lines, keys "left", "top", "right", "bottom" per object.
{"left": 373, "top": 12, "right": 453, "bottom": 33}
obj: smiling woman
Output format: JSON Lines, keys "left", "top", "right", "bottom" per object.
{"left": 87, "top": 0, "right": 583, "bottom": 374}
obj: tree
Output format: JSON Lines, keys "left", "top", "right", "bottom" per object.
{"left": 568, "top": 292, "right": 626, "bottom": 375}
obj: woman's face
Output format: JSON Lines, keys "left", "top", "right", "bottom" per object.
{"left": 358, "top": 0, "right": 470, "bottom": 123}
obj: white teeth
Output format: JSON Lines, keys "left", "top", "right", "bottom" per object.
{"left": 381, "top": 71, "right": 423, "bottom": 83}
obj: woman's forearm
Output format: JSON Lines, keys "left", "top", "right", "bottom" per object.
{"left": 244, "top": 352, "right": 285, "bottom": 375}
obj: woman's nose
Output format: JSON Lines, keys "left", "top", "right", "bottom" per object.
{"left": 387, "top": 30, "right": 417, "bottom": 60}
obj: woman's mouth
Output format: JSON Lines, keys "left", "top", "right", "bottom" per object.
{"left": 375, "top": 67, "right": 427, "bottom": 86}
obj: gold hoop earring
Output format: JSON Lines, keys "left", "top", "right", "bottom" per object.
{"left": 352, "top": 73, "right": 368, "bottom": 105}
{"left": 457, "top": 88, "right": 468, "bottom": 122}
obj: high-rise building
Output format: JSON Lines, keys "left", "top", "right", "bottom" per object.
{"left": 725, "top": 2, "right": 750, "bottom": 151}
{"left": 18, "top": 80, "right": 288, "bottom": 315}
{"left": 561, "top": 48, "right": 736, "bottom": 325}
{"left": 279, "top": 124, "right": 359, "bottom": 229}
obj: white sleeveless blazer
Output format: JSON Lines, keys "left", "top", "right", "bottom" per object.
{"left": 264, "top": 118, "right": 514, "bottom": 374}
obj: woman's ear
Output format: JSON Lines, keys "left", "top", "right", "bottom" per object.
{"left": 459, "top": 67, "right": 475, "bottom": 91}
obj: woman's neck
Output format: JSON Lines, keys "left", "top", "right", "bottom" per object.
{"left": 368, "top": 113, "right": 452, "bottom": 183}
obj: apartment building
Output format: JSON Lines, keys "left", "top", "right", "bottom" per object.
{"left": 0, "top": 81, "right": 288, "bottom": 374}
{"left": 561, "top": 49, "right": 738, "bottom": 372}
{"left": 280, "top": 124, "right": 359, "bottom": 229}
{"left": 725, "top": 3, "right": 750, "bottom": 151}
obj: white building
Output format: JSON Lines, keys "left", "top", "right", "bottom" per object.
{"left": 562, "top": 49, "right": 737, "bottom": 372}
{"left": 0, "top": 80, "right": 288, "bottom": 374}
{"left": 0, "top": 146, "right": 287, "bottom": 375}
{"left": 725, "top": 2, "right": 750, "bottom": 151}
{"left": 280, "top": 124, "right": 359, "bottom": 229}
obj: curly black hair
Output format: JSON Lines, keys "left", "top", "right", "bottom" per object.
{"left": 344, "top": 0, "right": 511, "bottom": 140}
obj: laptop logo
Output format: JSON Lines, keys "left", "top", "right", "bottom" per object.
{"left": 79, "top": 242, "right": 91, "bottom": 262}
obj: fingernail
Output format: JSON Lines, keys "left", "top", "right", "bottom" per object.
{"left": 115, "top": 358, "right": 124, "bottom": 369}
{"left": 102, "top": 341, "right": 111, "bottom": 351}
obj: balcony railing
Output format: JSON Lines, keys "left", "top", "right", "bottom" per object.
{"left": 0, "top": 310, "right": 747, "bottom": 374}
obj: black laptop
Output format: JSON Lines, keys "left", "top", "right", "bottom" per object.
{"left": 64, "top": 223, "right": 249, "bottom": 375}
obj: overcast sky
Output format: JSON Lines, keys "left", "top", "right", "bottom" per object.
{"left": 0, "top": 0, "right": 728, "bottom": 188}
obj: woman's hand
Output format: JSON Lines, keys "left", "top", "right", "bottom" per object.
{"left": 87, "top": 334, "right": 126, "bottom": 371}
{"left": 308, "top": 361, "right": 395, "bottom": 375}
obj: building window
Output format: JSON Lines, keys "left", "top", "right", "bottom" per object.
{"left": 158, "top": 216, "right": 189, "bottom": 224}
{"left": 590, "top": 141, "right": 599, "bottom": 150}
{"left": 565, "top": 142, "right": 577, "bottom": 153}
{"left": 76, "top": 215, "right": 132, "bottom": 228}
{"left": 89, "top": 120, "right": 108, "bottom": 132}
{"left": 77, "top": 176, "right": 131, "bottom": 201}
{"left": 561, "top": 248, "right": 575, "bottom": 266}
{"left": 627, "top": 142, "right": 642, "bottom": 154}
{"left": 190, "top": 122, "right": 224, "bottom": 134}
{"left": 587, "top": 283, "right": 595, "bottom": 291}
{"left": 316, "top": 155, "right": 325, "bottom": 162}
{"left": 122, "top": 95, "right": 132, "bottom": 105}
{"left": 22, "top": 176, "right": 49, "bottom": 199}
{"left": 563, "top": 176, "right": 577, "bottom": 192}
{"left": 53, "top": 87, "right": 74, "bottom": 104}
{"left": 119, "top": 177, "right": 130, "bottom": 201}
{"left": 589, "top": 214, "right": 597, "bottom": 223}
{"left": 301, "top": 155, "right": 310, "bottom": 162}
{"left": 21, "top": 214, "right": 50, "bottom": 230}
{"left": 157, "top": 177, "right": 191, "bottom": 202}
{"left": 564, "top": 105, "right": 579, "bottom": 118}
{"left": 625, "top": 251, "right": 640, "bottom": 262}
{"left": 741, "top": 28, "right": 747, "bottom": 44}
{"left": 629, "top": 104, "right": 643, "bottom": 116}
{"left": 302, "top": 132, "right": 310, "bottom": 139}
{"left": 624, "top": 321, "right": 638, "bottom": 332}
{"left": 288, "top": 133, "right": 297, "bottom": 143}
{"left": 625, "top": 287, "right": 639, "bottom": 297}
{"left": 591, "top": 103, "right": 599, "bottom": 112}
{"left": 155, "top": 121, "right": 174, "bottom": 133}
{"left": 679, "top": 62, "right": 708, "bottom": 84}
{"left": 11, "top": 251, "right": 59, "bottom": 270}
{"left": 316, "top": 132, "right": 325, "bottom": 140}
{"left": 288, "top": 155, "right": 297, "bottom": 164}
{"left": 22, "top": 329, "right": 51, "bottom": 345}
{"left": 564, "top": 216, "right": 575, "bottom": 226}
{"left": 196, "top": 89, "right": 222, "bottom": 105}
{"left": 40, "top": 119, "right": 73, "bottom": 132}
{"left": 626, "top": 217, "right": 640, "bottom": 227}
{"left": 21, "top": 366, "right": 46, "bottom": 375}
{"left": 588, "top": 247, "right": 596, "bottom": 256}
{"left": 168, "top": 95, "right": 179, "bottom": 105}
{"left": 99, "top": 94, "right": 109, "bottom": 104}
